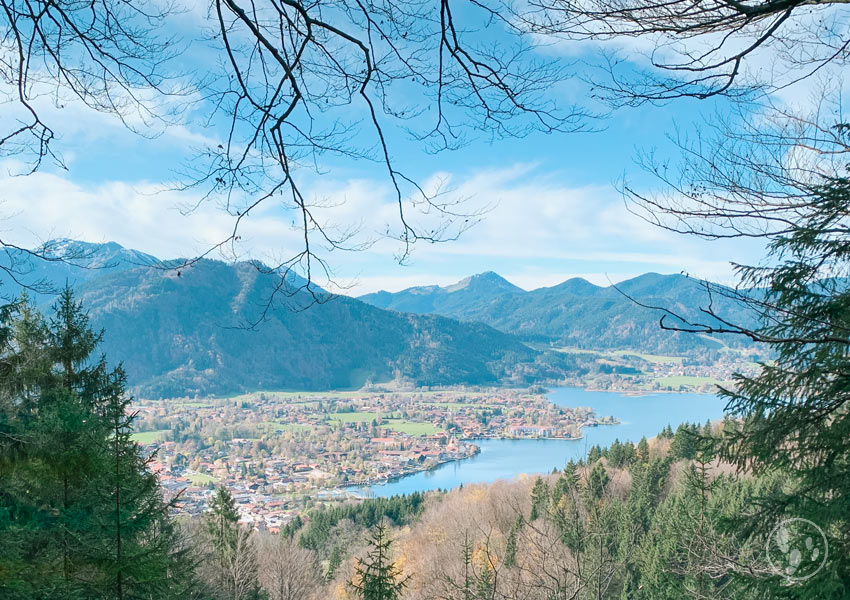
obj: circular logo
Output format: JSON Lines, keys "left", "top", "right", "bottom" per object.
{"left": 766, "top": 518, "right": 828, "bottom": 582}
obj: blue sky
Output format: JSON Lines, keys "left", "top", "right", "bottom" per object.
{"left": 0, "top": 8, "right": 771, "bottom": 295}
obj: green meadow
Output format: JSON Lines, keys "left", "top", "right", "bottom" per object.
{"left": 131, "top": 430, "right": 169, "bottom": 444}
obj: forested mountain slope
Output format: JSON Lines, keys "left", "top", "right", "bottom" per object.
{"left": 361, "top": 272, "right": 755, "bottom": 353}
{"left": 2, "top": 242, "right": 577, "bottom": 397}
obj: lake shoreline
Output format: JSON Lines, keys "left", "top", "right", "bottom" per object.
{"left": 340, "top": 400, "right": 623, "bottom": 494}
{"left": 348, "top": 387, "right": 728, "bottom": 498}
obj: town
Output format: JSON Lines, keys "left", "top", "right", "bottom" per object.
{"left": 132, "top": 387, "right": 615, "bottom": 530}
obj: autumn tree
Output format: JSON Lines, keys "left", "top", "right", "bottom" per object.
{"left": 257, "top": 532, "right": 320, "bottom": 600}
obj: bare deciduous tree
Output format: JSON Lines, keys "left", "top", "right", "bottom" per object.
{"left": 0, "top": 0, "right": 184, "bottom": 170}
{"left": 521, "top": 0, "right": 850, "bottom": 103}
{"left": 198, "top": 524, "right": 259, "bottom": 600}
{"left": 0, "top": 0, "right": 591, "bottom": 305}
{"left": 613, "top": 92, "right": 850, "bottom": 346}
{"left": 0, "top": 0, "right": 186, "bottom": 295}
{"left": 257, "top": 532, "right": 320, "bottom": 600}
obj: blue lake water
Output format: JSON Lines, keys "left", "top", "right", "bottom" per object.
{"left": 348, "top": 387, "right": 728, "bottom": 498}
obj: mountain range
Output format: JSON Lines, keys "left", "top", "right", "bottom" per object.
{"left": 359, "top": 271, "right": 753, "bottom": 353}
{"left": 0, "top": 240, "right": 159, "bottom": 295}
{"left": 0, "top": 241, "right": 752, "bottom": 397}
{"left": 0, "top": 242, "right": 579, "bottom": 397}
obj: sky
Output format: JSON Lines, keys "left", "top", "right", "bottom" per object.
{"left": 0, "top": 4, "right": 780, "bottom": 296}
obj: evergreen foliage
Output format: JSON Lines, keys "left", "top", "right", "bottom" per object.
{"left": 506, "top": 445, "right": 788, "bottom": 599}
{"left": 198, "top": 486, "right": 261, "bottom": 600}
{"left": 205, "top": 486, "right": 240, "bottom": 555}
{"left": 0, "top": 290, "right": 192, "bottom": 599}
{"left": 351, "top": 521, "right": 408, "bottom": 600}
{"left": 710, "top": 176, "right": 850, "bottom": 596}
{"left": 298, "top": 492, "right": 426, "bottom": 554}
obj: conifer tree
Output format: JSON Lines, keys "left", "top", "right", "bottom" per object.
{"left": 351, "top": 520, "right": 408, "bottom": 600}
{"left": 658, "top": 425, "right": 674, "bottom": 439}
{"left": 587, "top": 445, "right": 602, "bottom": 463}
{"left": 0, "top": 290, "right": 193, "bottom": 599}
{"left": 206, "top": 486, "right": 240, "bottom": 556}
{"left": 666, "top": 176, "right": 850, "bottom": 594}
{"left": 582, "top": 462, "right": 618, "bottom": 600}
{"left": 529, "top": 476, "right": 549, "bottom": 521}
{"left": 201, "top": 486, "right": 259, "bottom": 600}
{"left": 636, "top": 436, "right": 650, "bottom": 462}
{"left": 461, "top": 531, "right": 474, "bottom": 600}
{"left": 503, "top": 515, "right": 522, "bottom": 569}
{"left": 633, "top": 459, "right": 772, "bottom": 600}
{"left": 475, "top": 555, "right": 494, "bottom": 600}
{"left": 325, "top": 544, "right": 344, "bottom": 582}
{"left": 91, "top": 366, "right": 191, "bottom": 600}
{"left": 670, "top": 423, "right": 699, "bottom": 460}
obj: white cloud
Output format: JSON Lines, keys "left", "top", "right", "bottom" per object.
{"left": 297, "top": 163, "right": 760, "bottom": 293}
{"left": 0, "top": 160, "right": 760, "bottom": 295}
{"left": 0, "top": 165, "right": 300, "bottom": 263}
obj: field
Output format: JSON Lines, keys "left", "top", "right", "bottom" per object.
{"left": 131, "top": 430, "right": 169, "bottom": 444}
{"left": 650, "top": 376, "right": 725, "bottom": 389}
{"left": 261, "top": 422, "right": 313, "bottom": 432}
{"left": 383, "top": 419, "right": 440, "bottom": 436}
{"left": 221, "top": 388, "right": 513, "bottom": 404}
{"left": 329, "top": 411, "right": 380, "bottom": 423}
{"left": 550, "top": 346, "right": 603, "bottom": 356}
{"left": 427, "top": 401, "right": 483, "bottom": 409}
{"left": 225, "top": 390, "right": 367, "bottom": 403}
{"left": 328, "top": 413, "right": 439, "bottom": 435}
{"left": 186, "top": 472, "right": 218, "bottom": 485}
{"left": 611, "top": 350, "right": 683, "bottom": 364}
{"left": 551, "top": 346, "right": 685, "bottom": 368}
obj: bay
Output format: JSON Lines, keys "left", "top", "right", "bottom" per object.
{"left": 348, "top": 387, "right": 728, "bottom": 498}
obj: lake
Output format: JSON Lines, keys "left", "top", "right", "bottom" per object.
{"left": 347, "top": 387, "right": 728, "bottom": 498}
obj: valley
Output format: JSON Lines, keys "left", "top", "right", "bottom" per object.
{"left": 3, "top": 6, "right": 845, "bottom": 595}
{"left": 2, "top": 241, "right": 763, "bottom": 398}
{"left": 546, "top": 344, "right": 761, "bottom": 393}
{"left": 132, "top": 387, "right": 615, "bottom": 529}
{"left": 5, "top": 240, "right": 760, "bottom": 531}
{"left": 3, "top": 242, "right": 761, "bottom": 555}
